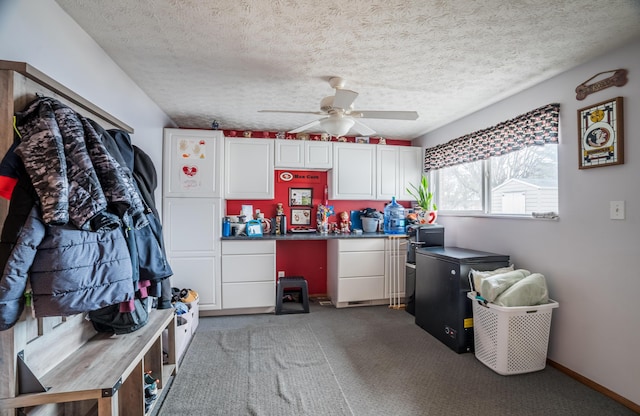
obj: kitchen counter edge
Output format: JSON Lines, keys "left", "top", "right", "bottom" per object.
{"left": 221, "top": 232, "right": 407, "bottom": 241}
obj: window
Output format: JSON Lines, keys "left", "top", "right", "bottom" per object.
{"left": 489, "top": 145, "right": 558, "bottom": 214}
{"left": 426, "top": 104, "right": 559, "bottom": 217}
{"left": 433, "top": 144, "right": 558, "bottom": 215}
{"left": 435, "top": 160, "right": 483, "bottom": 211}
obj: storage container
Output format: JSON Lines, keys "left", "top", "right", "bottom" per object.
{"left": 361, "top": 217, "right": 379, "bottom": 233}
{"left": 467, "top": 292, "right": 559, "bottom": 375}
{"left": 383, "top": 196, "right": 405, "bottom": 234}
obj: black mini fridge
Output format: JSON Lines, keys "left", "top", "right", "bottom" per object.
{"left": 415, "top": 247, "right": 509, "bottom": 353}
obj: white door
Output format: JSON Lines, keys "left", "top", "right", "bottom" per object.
{"left": 225, "top": 138, "right": 274, "bottom": 199}
{"left": 305, "top": 141, "right": 332, "bottom": 169}
{"left": 274, "top": 139, "right": 304, "bottom": 168}
{"left": 376, "top": 146, "right": 398, "bottom": 200}
{"left": 329, "top": 143, "right": 376, "bottom": 200}
{"left": 163, "top": 129, "right": 223, "bottom": 198}
{"left": 163, "top": 197, "right": 222, "bottom": 310}
{"left": 398, "top": 146, "right": 423, "bottom": 201}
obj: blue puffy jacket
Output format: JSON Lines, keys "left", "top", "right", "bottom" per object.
{"left": 0, "top": 205, "right": 134, "bottom": 330}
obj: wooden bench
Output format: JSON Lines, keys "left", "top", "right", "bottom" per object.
{"left": 0, "top": 309, "right": 177, "bottom": 416}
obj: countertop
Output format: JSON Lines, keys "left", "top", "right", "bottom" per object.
{"left": 221, "top": 232, "right": 407, "bottom": 241}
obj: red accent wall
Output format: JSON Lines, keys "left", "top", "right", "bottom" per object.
{"left": 225, "top": 140, "right": 414, "bottom": 296}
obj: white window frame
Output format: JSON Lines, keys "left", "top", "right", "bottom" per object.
{"left": 431, "top": 145, "right": 558, "bottom": 219}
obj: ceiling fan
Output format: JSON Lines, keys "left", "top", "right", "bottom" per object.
{"left": 259, "top": 77, "right": 419, "bottom": 137}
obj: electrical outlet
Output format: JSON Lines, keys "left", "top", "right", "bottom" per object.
{"left": 278, "top": 271, "right": 285, "bottom": 278}
{"left": 610, "top": 201, "right": 625, "bottom": 220}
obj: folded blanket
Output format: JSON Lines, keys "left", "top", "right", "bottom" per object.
{"left": 494, "top": 273, "right": 549, "bottom": 307}
{"left": 471, "top": 265, "right": 514, "bottom": 296}
{"left": 480, "top": 269, "right": 531, "bottom": 302}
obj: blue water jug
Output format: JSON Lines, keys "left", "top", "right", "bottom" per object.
{"left": 384, "top": 197, "right": 405, "bottom": 234}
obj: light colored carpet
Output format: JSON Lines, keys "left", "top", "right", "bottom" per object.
{"left": 158, "top": 323, "right": 352, "bottom": 416}
{"left": 157, "top": 303, "right": 637, "bottom": 416}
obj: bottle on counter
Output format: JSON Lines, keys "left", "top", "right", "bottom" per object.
{"left": 222, "top": 217, "right": 231, "bottom": 237}
{"left": 384, "top": 197, "right": 405, "bottom": 234}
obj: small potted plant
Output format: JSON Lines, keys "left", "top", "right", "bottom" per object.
{"left": 406, "top": 175, "right": 438, "bottom": 224}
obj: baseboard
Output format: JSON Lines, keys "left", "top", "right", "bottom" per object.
{"left": 547, "top": 359, "right": 640, "bottom": 413}
{"left": 200, "top": 306, "right": 275, "bottom": 317}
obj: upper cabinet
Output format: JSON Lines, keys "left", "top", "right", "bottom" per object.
{"left": 163, "top": 129, "right": 224, "bottom": 198}
{"left": 397, "top": 146, "right": 423, "bottom": 201}
{"left": 376, "top": 145, "right": 422, "bottom": 201}
{"left": 328, "top": 142, "right": 376, "bottom": 200}
{"left": 329, "top": 142, "right": 422, "bottom": 201}
{"left": 376, "top": 146, "right": 399, "bottom": 201}
{"left": 274, "top": 139, "right": 332, "bottom": 170}
{"left": 224, "top": 137, "right": 274, "bottom": 200}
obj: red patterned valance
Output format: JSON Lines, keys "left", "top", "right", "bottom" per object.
{"left": 424, "top": 103, "right": 560, "bottom": 171}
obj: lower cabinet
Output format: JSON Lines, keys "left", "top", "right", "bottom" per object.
{"left": 327, "top": 239, "right": 386, "bottom": 308}
{"left": 221, "top": 240, "right": 276, "bottom": 309}
{"left": 163, "top": 198, "right": 222, "bottom": 311}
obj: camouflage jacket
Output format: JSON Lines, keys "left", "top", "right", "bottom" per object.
{"left": 14, "top": 97, "right": 147, "bottom": 231}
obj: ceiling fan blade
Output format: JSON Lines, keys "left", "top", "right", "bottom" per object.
{"left": 259, "top": 110, "right": 324, "bottom": 115}
{"left": 351, "top": 119, "right": 376, "bottom": 136}
{"left": 288, "top": 119, "right": 322, "bottom": 134}
{"left": 352, "top": 110, "right": 419, "bottom": 120}
{"left": 332, "top": 89, "right": 358, "bottom": 110}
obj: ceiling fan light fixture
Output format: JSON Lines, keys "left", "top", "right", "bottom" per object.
{"left": 320, "top": 116, "right": 355, "bottom": 137}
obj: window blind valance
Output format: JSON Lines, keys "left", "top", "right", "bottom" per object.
{"left": 424, "top": 103, "right": 559, "bottom": 171}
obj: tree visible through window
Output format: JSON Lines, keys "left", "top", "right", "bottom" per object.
{"left": 433, "top": 144, "right": 558, "bottom": 215}
{"left": 426, "top": 104, "right": 560, "bottom": 217}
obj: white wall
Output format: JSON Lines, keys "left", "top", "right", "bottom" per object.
{"left": 0, "top": 0, "right": 174, "bottom": 206}
{"left": 414, "top": 38, "right": 640, "bottom": 406}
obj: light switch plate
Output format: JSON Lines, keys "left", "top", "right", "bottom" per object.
{"left": 610, "top": 201, "right": 625, "bottom": 220}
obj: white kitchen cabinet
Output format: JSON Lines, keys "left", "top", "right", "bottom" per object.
{"left": 274, "top": 139, "right": 332, "bottom": 169}
{"left": 163, "top": 197, "right": 222, "bottom": 311}
{"left": 163, "top": 129, "right": 224, "bottom": 198}
{"left": 327, "top": 239, "right": 386, "bottom": 308}
{"left": 397, "top": 146, "right": 423, "bottom": 201}
{"left": 221, "top": 240, "right": 276, "bottom": 310}
{"left": 224, "top": 137, "right": 274, "bottom": 199}
{"left": 376, "top": 145, "right": 422, "bottom": 201}
{"left": 376, "top": 145, "right": 399, "bottom": 201}
{"left": 328, "top": 142, "right": 376, "bottom": 200}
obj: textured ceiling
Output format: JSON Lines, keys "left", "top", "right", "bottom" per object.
{"left": 55, "top": 0, "right": 640, "bottom": 140}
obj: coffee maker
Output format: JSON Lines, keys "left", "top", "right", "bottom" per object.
{"left": 405, "top": 224, "right": 444, "bottom": 315}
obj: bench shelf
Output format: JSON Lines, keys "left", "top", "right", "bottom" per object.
{"left": 0, "top": 309, "right": 177, "bottom": 416}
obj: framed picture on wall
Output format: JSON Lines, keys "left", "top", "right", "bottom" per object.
{"left": 290, "top": 208, "right": 311, "bottom": 225}
{"left": 577, "top": 97, "right": 624, "bottom": 169}
{"left": 289, "top": 188, "right": 313, "bottom": 206}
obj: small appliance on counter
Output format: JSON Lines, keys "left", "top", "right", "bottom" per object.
{"left": 405, "top": 224, "right": 444, "bottom": 315}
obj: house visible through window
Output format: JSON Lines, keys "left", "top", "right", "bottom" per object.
{"left": 426, "top": 104, "right": 559, "bottom": 216}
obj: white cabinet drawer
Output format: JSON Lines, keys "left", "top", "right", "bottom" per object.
{"left": 222, "top": 281, "right": 275, "bottom": 309}
{"left": 337, "top": 276, "right": 385, "bottom": 302}
{"left": 338, "top": 252, "right": 384, "bottom": 277}
{"left": 222, "top": 254, "right": 275, "bottom": 283}
{"left": 339, "top": 238, "right": 385, "bottom": 252}
{"left": 222, "top": 240, "right": 275, "bottom": 255}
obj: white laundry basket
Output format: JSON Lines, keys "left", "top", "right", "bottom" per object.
{"left": 468, "top": 292, "right": 559, "bottom": 375}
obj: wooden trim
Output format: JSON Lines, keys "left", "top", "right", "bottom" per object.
{"left": 0, "top": 60, "right": 133, "bottom": 133}
{"left": 547, "top": 359, "right": 640, "bottom": 413}
{"left": 0, "top": 69, "right": 15, "bottom": 411}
